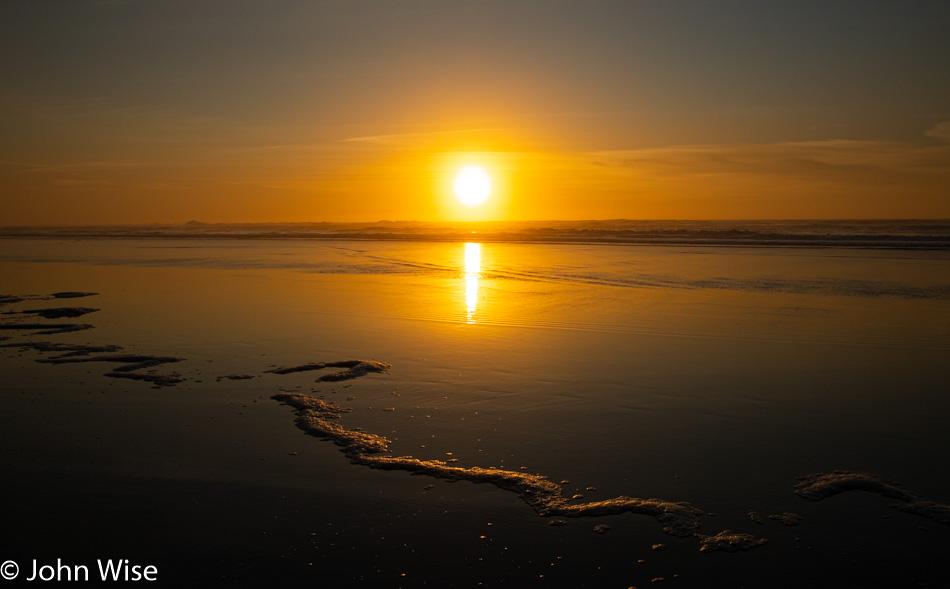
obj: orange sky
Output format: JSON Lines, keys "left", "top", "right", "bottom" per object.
{"left": 2, "top": 1, "right": 949, "bottom": 224}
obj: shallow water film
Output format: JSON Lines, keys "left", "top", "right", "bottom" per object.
{"left": 1, "top": 236, "right": 948, "bottom": 587}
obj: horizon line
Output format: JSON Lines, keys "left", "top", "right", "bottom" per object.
{"left": 3, "top": 217, "right": 950, "bottom": 229}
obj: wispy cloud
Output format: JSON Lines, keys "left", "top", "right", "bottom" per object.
{"left": 0, "top": 159, "right": 149, "bottom": 173}
{"left": 588, "top": 139, "right": 950, "bottom": 182}
{"left": 219, "top": 143, "right": 338, "bottom": 155}
{"left": 341, "top": 128, "right": 506, "bottom": 146}
{"left": 925, "top": 121, "right": 950, "bottom": 143}
{"left": 52, "top": 179, "right": 115, "bottom": 187}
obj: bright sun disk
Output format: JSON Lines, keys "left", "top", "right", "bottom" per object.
{"left": 454, "top": 166, "right": 492, "bottom": 207}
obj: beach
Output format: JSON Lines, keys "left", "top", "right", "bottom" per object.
{"left": 2, "top": 233, "right": 949, "bottom": 587}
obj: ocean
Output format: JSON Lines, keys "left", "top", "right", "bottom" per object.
{"left": 1, "top": 221, "right": 948, "bottom": 587}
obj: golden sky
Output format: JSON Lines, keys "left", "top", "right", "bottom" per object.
{"left": 2, "top": 1, "right": 949, "bottom": 224}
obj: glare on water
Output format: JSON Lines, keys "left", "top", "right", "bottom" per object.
{"left": 464, "top": 242, "right": 481, "bottom": 323}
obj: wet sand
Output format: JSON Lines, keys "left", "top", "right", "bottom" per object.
{"left": 1, "top": 238, "right": 948, "bottom": 587}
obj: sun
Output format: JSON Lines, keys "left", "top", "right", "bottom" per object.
{"left": 454, "top": 166, "right": 492, "bottom": 207}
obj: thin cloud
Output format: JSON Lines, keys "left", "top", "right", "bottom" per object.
{"left": 589, "top": 140, "right": 950, "bottom": 179}
{"left": 925, "top": 121, "right": 950, "bottom": 143}
{"left": 341, "top": 128, "right": 506, "bottom": 146}
{"left": 0, "top": 159, "right": 149, "bottom": 173}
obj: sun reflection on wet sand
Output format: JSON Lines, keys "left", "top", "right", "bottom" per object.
{"left": 464, "top": 242, "right": 481, "bottom": 323}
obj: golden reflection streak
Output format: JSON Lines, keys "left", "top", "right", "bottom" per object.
{"left": 464, "top": 242, "right": 480, "bottom": 323}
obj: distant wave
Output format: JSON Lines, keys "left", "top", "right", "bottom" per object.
{"left": 3, "top": 219, "right": 950, "bottom": 249}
